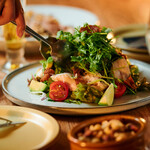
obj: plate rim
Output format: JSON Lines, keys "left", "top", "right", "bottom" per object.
{"left": 0, "top": 105, "right": 60, "bottom": 149}
{"left": 26, "top": 4, "right": 99, "bottom": 17}
{"left": 113, "top": 23, "right": 148, "bottom": 54}
{"left": 2, "top": 59, "right": 150, "bottom": 115}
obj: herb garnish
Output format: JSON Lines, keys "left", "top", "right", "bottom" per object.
{"left": 57, "top": 24, "right": 121, "bottom": 76}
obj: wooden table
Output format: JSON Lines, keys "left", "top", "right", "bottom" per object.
{"left": 0, "top": 0, "right": 150, "bottom": 149}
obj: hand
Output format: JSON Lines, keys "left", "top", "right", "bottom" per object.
{"left": 0, "top": 0, "right": 25, "bottom": 37}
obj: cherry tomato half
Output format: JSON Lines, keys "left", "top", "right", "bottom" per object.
{"left": 49, "top": 81, "right": 69, "bottom": 101}
{"left": 114, "top": 82, "right": 127, "bottom": 98}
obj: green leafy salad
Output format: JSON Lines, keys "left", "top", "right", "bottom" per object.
{"left": 28, "top": 24, "right": 150, "bottom": 106}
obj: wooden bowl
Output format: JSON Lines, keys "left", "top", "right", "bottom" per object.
{"left": 67, "top": 115, "right": 146, "bottom": 150}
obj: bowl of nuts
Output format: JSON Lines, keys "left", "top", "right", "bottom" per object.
{"left": 67, "top": 115, "right": 146, "bottom": 150}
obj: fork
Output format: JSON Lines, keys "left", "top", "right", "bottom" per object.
{"left": 11, "top": 21, "right": 70, "bottom": 62}
{"left": 0, "top": 117, "right": 26, "bottom": 128}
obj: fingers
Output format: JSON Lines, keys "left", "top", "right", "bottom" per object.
{"left": 0, "top": 0, "right": 15, "bottom": 25}
{"left": 0, "top": 0, "right": 6, "bottom": 13}
{"left": 15, "top": 0, "right": 25, "bottom": 38}
{"left": 0, "top": 0, "right": 25, "bottom": 38}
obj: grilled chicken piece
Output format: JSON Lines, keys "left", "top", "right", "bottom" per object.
{"left": 112, "top": 58, "right": 131, "bottom": 81}
{"left": 51, "top": 73, "right": 77, "bottom": 91}
{"left": 82, "top": 73, "right": 108, "bottom": 91}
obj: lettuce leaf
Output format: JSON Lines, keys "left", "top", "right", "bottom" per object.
{"left": 71, "top": 83, "right": 103, "bottom": 103}
{"left": 40, "top": 56, "right": 53, "bottom": 70}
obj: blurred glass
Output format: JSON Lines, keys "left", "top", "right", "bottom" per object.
{"left": 2, "top": 23, "right": 26, "bottom": 73}
{"left": 1, "top": 0, "right": 27, "bottom": 73}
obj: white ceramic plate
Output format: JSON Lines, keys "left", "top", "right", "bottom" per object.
{"left": 25, "top": 5, "right": 99, "bottom": 27}
{"left": 0, "top": 105, "right": 59, "bottom": 150}
{"left": 113, "top": 24, "right": 148, "bottom": 54}
{"left": 2, "top": 59, "right": 150, "bottom": 115}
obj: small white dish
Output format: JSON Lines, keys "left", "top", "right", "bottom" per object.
{"left": 0, "top": 105, "right": 59, "bottom": 150}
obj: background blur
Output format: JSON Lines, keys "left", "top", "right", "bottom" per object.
{"left": 26, "top": 0, "right": 150, "bottom": 29}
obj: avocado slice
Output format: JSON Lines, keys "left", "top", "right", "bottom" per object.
{"left": 29, "top": 80, "right": 47, "bottom": 92}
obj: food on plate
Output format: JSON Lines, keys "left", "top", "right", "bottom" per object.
{"left": 25, "top": 11, "right": 74, "bottom": 37}
{"left": 28, "top": 24, "right": 150, "bottom": 105}
{"left": 49, "top": 81, "right": 69, "bottom": 101}
{"left": 98, "top": 83, "right": 114, "bottom": 106}
{"left": 29, "top": 80, "right": 48, "bottom": 92}
{"left": 76, "top": 118, "right": 139, "bottom": 143}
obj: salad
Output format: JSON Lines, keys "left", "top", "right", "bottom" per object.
{"left": 28, "top": 24, "right": 150, "bottom": 106}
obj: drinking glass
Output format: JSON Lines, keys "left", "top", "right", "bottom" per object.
{"left": 1, "top": 23, "right": 26, "bottom": 73}
{"left": 1, "top": 0, "right": 27, "bottom": 73}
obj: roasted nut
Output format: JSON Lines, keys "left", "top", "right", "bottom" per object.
{"left": 104, "top": 126, "right": 113, "bottom": 135}
{"left": 91, "top": 137, "right": 100, "bottom": 143}
{"left": 109, "top": 119, "right": 124, "bottom": 131}
{"left": 96, "top": 130, "right": 103, "bottom": 138}
{"left": 89, "top": 125, "right": 95, "bottom": 131}
{"left": 94, "top": 124, "right": 101, "bottom": 130}
{"left": 114, "top": 133, "right": 127, "bottom": 142}
{"left": 77, "top": 119, "right": 138, "bottom": 143}
{"left": 114, "top": 132, "right": 119, "bottom": 138}
{"left": 101, "top": 120, "right": 109, "bottom": 129}
{"left": 90, "top": 124, "right": 101, "bottom": 131}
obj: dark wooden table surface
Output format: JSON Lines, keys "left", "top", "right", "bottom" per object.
{"left": 0, "top": 0, "right": 150, "bottom": 149}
